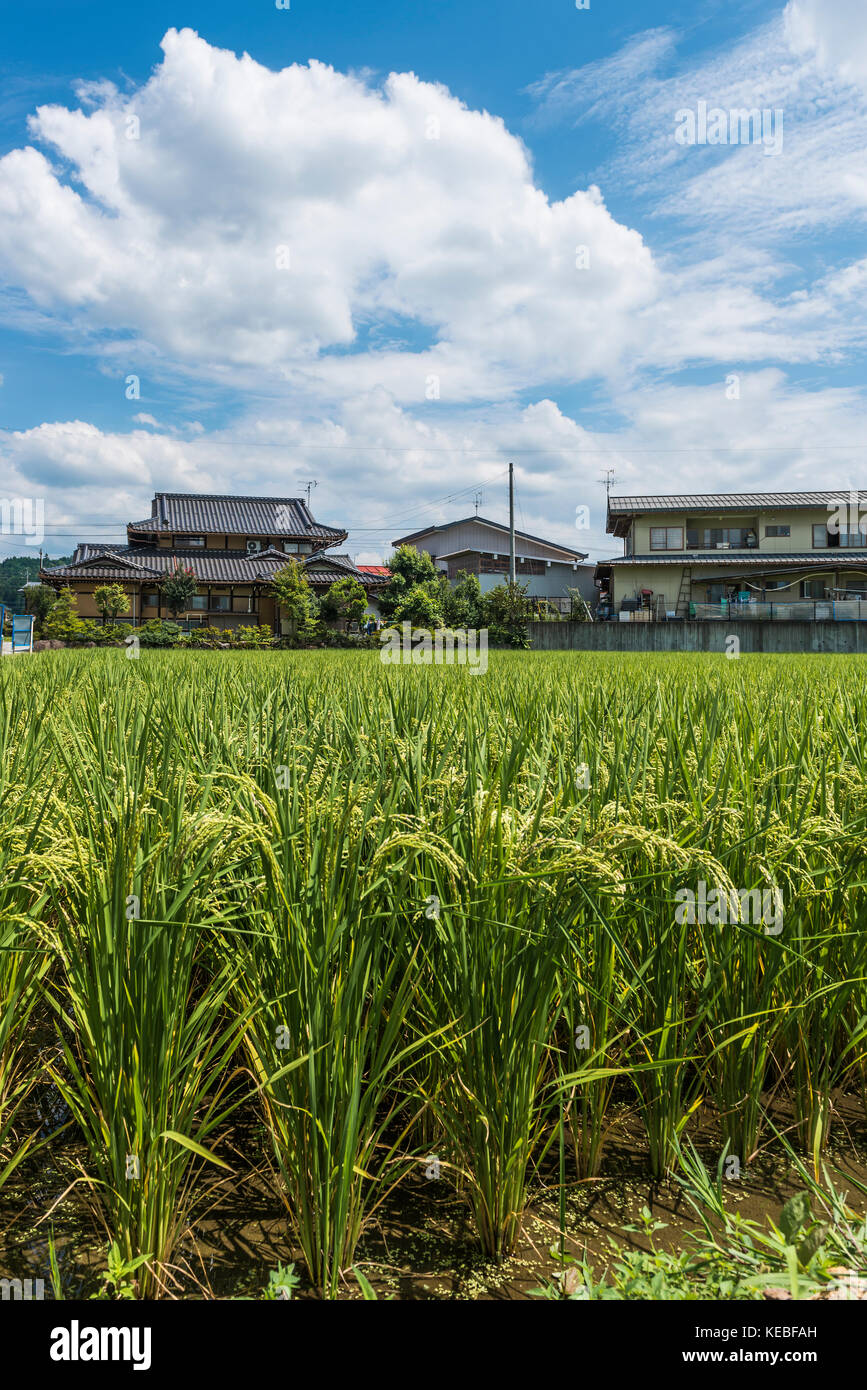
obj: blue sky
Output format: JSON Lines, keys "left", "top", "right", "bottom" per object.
{"left": 1, "top": 0, "right": 866, "bottom": 561}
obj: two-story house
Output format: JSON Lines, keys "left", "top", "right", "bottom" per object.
{"left": 392, "top": 516, "right": 594, "bottom": 614}
{"left": 596, "top": 490, "right": 867, "bottom": 619}
{"left": 40, "top": 492, "right": 388, "bottom": 630}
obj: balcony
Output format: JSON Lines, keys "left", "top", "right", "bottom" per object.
{"left": 690, "top": 599, "right": 867, "bottom": 622}
{"left": 683, "top": 528, "right": 760, "bottom": 552}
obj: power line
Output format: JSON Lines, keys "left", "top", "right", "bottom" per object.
{"left": 0, "top": 469, "right": 512, "bottom": 540}
{"left": 7, "top": 436, "right": 867, "bottom": 454}
{"left": 58, "top": 438, "right": 867, "bottom": 454}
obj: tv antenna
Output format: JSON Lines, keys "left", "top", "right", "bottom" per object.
{"left": 598, "top": 468, "right": 618, "bottom": 501}
{"left": 297, "top": 480, "right": 318, "bottom": 508}
{"left": 473, "top": 490, "right": 484, "bottom": 515}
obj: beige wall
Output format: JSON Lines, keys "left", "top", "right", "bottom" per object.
{"left": 56, "top": 582, "right": 135, "bottom": 621}
{"left": 610, "top": 565, "right": 685, "bottom": 609}
{"left": 53, "top": 581, "right": 269, "bottom": 624}
{"left": 55, "top": 578, "right": 376, "bottom": 628}
{"left": 627, "top": 506, "right": 854, "bottom": 556}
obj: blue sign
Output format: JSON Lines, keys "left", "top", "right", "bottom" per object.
{"left": 11, "top": 613, "right": 34, "bottom": 652}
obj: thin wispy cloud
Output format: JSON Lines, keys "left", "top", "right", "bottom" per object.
{"left": 526, "top": 12, "right": 867, "bottom": 241}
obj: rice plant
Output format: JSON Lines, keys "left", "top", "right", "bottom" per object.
{"left": 0, "top": 647, "right": 865, "bottom": 1294}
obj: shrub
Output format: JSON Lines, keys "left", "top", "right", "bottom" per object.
{"left": 186, "top": 625, "right": 223, "bottom": 648}
{"left": 236, "top": 624, "right": 273, "bottom": 647}
{"left": 41, "top": 588, "right": 87, "bottom": 642}
{"left": 137, "top": 620, "right": 181, "bottom": 648}
{"left": 93, "top": 623, "right": 134, "bottom": 645}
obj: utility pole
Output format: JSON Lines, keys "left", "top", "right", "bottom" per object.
{"left": 508, "top": 461, "right": 516, "bottom": 585}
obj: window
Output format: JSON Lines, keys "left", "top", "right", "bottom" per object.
{"left": 801, "top": 579, "right": 827, "bottom": 599}
{"left": 650, "top": 527, "right": 683, "bottom": 551}
{"left": 841, "top": 528, "right": 867, "bottom": 548}
{"left": 298, "top": 543, "right": 312, "bottom": 555}
{"left": 686, "top": 526, "right": 757, "bottom": 549}
{"left": 144, "top": 593, "right": 158, "bottom": 607}
{"left": 183, "top": 536, "right": 205, "bottom": 548}
{"left": 211, "top": 594, "right": 230, "bottom": 611}
{"left": 283, "top": 542, "right": 299, "bottom": 553}
{"left": 813, "top": 524, "right": 867, "bottom": 548}
{"left": 191, "top": 595, "right": 207, "bottom": 610}
{"left": 765, "top": 525, "right": 790, "bottom": 537}
{"left": 763, "top": 579, "right": 789, "bottom": 592}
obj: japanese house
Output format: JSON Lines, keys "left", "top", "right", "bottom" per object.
{"left": 392, "top": 516, "right": 593, "bottom": 614}
{"left": 40, "top": 492, "right": 388, "bottom": 631}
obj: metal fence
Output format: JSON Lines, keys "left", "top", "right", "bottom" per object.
{"left": 691, "top": 600, "right": 867, "bottom": 622}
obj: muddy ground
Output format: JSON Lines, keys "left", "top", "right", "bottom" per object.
{"left": 3, "top": 1083, "right": 865, "bottom": 1300}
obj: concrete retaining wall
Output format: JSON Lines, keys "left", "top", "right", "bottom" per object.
{"left": 528, "top": 620, "right": 867, "bottom": 654}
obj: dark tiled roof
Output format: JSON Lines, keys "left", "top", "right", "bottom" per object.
{"left": 128, "top": 492, "right": 346, "bottom": 543}
{"left": 393, "top": 515, "right": 586, "bottom": 561}
{"left": 41, "top": 546, "right": 385, "bottom": 589}
{"left": 305, "top": 554, "right": 389, "bottom": 587}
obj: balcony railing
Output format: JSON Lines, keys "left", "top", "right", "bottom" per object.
{"left": 690, "top": 600, "right": 867, "bottom": 622}
{"left": 683, "top": 538, "right": 760, "bottom": 552}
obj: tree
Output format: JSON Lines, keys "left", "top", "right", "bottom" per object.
{"left": 0, "top": 555, "right": 72, "bottom": 609}
{"left": 23, "top": 583, "right": 57, "bottom": 625}
{"left": 441, "top": 570, "right": 483, "bottom": 629}
{"left": 480, "top": 580, "right": 532, "bottom": 648}
{"left": 320, "top": 576, "right": 367, "bottom": 631}
{"left": 161, "top": 563, "right": 197, "bottom": 618}
{"left": 93, "top": 583, "right": 130, "bottom": 625}
{"left": 393, "top": 583, "right": 443, "bottom": 629}
{"left": 270, "top": 559, "right": 316, "bottom": 639}
{"left": 379, "top": 545, "right": 442, "bottom": 620}
{"left": 41, "top": 587, "right": 85, "bottom": 642}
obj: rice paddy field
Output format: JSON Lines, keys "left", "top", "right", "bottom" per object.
{"left": 2, "top": 648, "right": 867, "bottom": 1301}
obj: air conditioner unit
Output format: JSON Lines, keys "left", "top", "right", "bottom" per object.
{"left": 246, "top": 540, "right": 262, "bottom": 554}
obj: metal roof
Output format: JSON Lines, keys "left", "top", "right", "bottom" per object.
{"left": 608, "top": 490, "right": 858, "bottom": 513}
{"left": 599, "top": 552, "right": 867, "bottom": 572}
{"left": 606, "top": 491, "right": 862, "bottom": 536}
{"left": 127, "top": 492, "right": 346, "bottom": 543}
{"left": 393, "top": 515, "right": 586, "bottom": 560}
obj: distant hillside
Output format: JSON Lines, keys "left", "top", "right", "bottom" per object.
{"left": 0, "top": 554, "right": 72, "bottom": 609}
